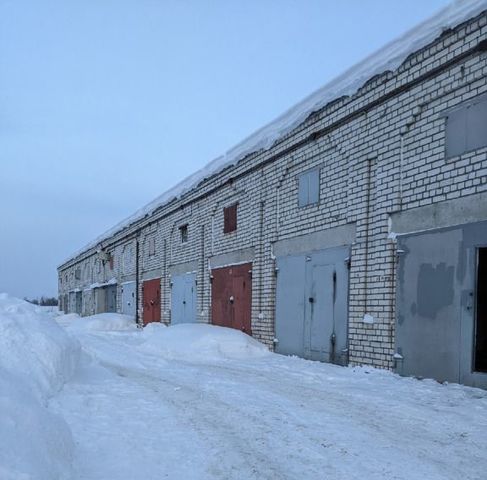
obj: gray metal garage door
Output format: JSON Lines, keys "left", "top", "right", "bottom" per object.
{"left": 395, "top": 221, "right": 487, "bottom": 388}
{"left": 275, "top": 246, "right": 349, "bottom": 365}
{"left": 105, "top": 284, "right": 117, "bottom": 313}
{"left": 121, "top": 281, "right": 136, "bottom": 318}
{"left": 75, "top": 291, "right": 82, "bottom": 315}
{"left": 171, "top": 272, "right": 197, "bottom": 324}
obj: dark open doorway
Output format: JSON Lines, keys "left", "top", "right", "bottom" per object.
{"left": 475, "top": 248, "right": 487, "bottom": 372}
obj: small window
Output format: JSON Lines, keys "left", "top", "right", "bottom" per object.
{"left": 298, "top": 168, "right": 320, "bottom": 207}
{"left": 179, "top": 224, "right": 188, "bottom": 244}
{"left": 223, "top": 203, "right": 238, "bottom": 233}
{"left": 109, "top": 254, "right": 114, "bottom": 270}
{"left": 74, "top": 268, "right": 81, "bottom": 280}
{"left": 148, "top": 237, "right": 156, "bottom": 256}
{"left": 446, "top": 96, "right": 487, "bottom": 158}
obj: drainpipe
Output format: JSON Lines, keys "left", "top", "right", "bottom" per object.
{"left": 258, "top": 200, "right": 265, "bottom": 317}
{"left": 211, "top": 214, "right": 215, "bottom": 255}
{"left": 199, "top": 224, "right": 205, "bottom": 319}
{"left": 135, "top": 235, "right": 140, "bottom": 325}
{"left": 399, "top": 134, "right": 405, "bottom": 209}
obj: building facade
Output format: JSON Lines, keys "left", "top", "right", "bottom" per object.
{"left": 59, "top": 7, "right": 487, "bottom": 388}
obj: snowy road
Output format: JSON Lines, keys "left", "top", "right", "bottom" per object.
{"left": 50, "top": 326, "right": 487, "bottom": 480}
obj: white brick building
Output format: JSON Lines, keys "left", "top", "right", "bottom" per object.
{"left": 59, "top": 3, "right": 487, "bottom": 388}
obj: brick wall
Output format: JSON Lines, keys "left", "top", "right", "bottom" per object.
{"left": 58, "top": 12, "right": 487, "bottom": 369}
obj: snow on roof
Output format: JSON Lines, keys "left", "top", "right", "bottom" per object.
{"left": 61, "top": 0, "right": 487, "bottom": 267}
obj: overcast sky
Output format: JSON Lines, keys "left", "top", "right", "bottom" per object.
{"left": 0, "top": 0, "right": 451, "bottom": 299}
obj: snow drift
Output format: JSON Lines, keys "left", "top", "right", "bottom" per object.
{"left": 65, "top": 312, "right": 138, "bottom": 332}
{"left": 140, "top": 323, "right": 270, "bottom": 362}
{"left": 0, "top": 294, "right": 80, "bottom": 480}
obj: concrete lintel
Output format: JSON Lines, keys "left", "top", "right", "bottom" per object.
{"left": 141, "top": 269, "right": 162, "bottom": 281}
{"left": 121, "top": 274, "right": 136, "bottom": 283}
{"left": 169, "top": 260, "right": 198, "bottom": 276}
{"left": 273, "top": 223, "right": 356, "bottom": 257}
{"left": 209, "top": 247, "right": 255, "bottom": 269}
{"left": 390, "top": 192, "right": 487, "bottom": 235}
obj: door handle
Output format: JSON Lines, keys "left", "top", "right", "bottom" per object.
{"left": 229, "top": 296, "right": 234, "bottom": 304}
{"left": 150, "top": 300, "right": 154, "bottom": 306}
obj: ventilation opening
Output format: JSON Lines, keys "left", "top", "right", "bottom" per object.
{"left": 474, "top": 248, "right": 487, "bottom": 373}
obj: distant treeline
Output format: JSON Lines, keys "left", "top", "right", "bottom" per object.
{"left": 24, "top": 296, "right": 59, "bottom": 306}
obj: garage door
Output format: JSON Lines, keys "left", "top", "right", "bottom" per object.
{"left": 105, "top": 285, "right": 117, "bottom": 313}
{"left": 211, "top": 263, "right": 252, "bottom": 334}
{"left": 121, "top": 281, "right": 136, "bottom": 318}
{"left": 143, "top": 278, "right": 161, "bottom": 325}
{"left": 275, "top": 246, "right": 349, "bottom": 364}
{"left": 171, "top": 272, "right": 197, "bottom": 324}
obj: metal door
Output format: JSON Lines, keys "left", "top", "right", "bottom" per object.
{"left": 395, "top": 224, "right": 487, "bottom": 388}
{"left": 143, "top": 278, "right": 161, "bottom": 325}
{"left": 68, "top": 292, "right": 76, "bottom": 314}
{"left": 75, "top": 291, "right": 82, "bottom": 315}
{"left": 275, "top": 255, "right": 306, "bottom": 357}
{"left": 171, "top": 272, "right": 197, "bottom": 324}
{"left": 121, "top": 281, "right": 136, "bottom": 318}
{"left": 94, "top": 287, "right": 105, "bottom": 314}
{"left": 211, "top": 263, "right": 252, "bottom": 334}
{"left": 305, "top": 263, "right": 335, "bottom": 360}
{"left": 105, "top": 285, "right": 117, "bottom": 313}
{"left": 275, "top": 246, "right": 349, "bottom": 364}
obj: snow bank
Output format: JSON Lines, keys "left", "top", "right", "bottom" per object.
{"left": 140, "top": 323, "right": 270, "bottom": 362}
{"left": 0, "top": 293, "right": 80, "bottom": 401}
{"left": 66, "top": 312, "right": 138, "bottom": 332}
{"left": 61, "top": 0, "right": 487, "bottom": 267}
{"left": 0, "top": 294, "right": 80, "bottom": 480}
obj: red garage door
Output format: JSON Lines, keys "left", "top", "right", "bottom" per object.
{"left": 211, "top": 263, "right": 252, "bottom": 335}
{"left": 143, "top": 278, "right": 161, "bottom": 325}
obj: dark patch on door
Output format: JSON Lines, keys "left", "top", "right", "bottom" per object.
{"left": 143, "top": 278, "right": 161, "bottom": 325}
{"left": 211, "top": 263, "right": 252, "bottom": 334}
{"left": 413, "top": 262, "right": 454, "bottom": 319}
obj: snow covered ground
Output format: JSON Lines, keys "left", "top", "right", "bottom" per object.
{"left": 1, "top": 296, "right": 487, "bottom": 480}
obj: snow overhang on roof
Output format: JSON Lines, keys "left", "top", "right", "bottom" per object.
{"left": 60, "top": 0, "right": 487, "bottom": 268}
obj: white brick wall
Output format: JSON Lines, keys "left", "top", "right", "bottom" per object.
{"left": 59, "top": 12, "right": 487, "bottom": 369}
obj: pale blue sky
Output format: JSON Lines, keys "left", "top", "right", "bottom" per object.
{"left": 0, "top": 0, "right": 451, "bottom": 298}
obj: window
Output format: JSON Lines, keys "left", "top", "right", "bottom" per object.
{"left": 74, "top": 268, "right": 81, "bottom": 280}
{"left": 298, "top": 168, "right": 320, "bottom": 207}
{"left": 109, "top": 254, "right": 114, "bottom": 270}
{"left": 148, "top": 237, "right": 156, "bottom": 256}
{"left": 179, "top": 224, "right": 188, "bottom": 244}
{"left": 446, "top": 96, "right": 487, "bottom": 158}
{"left": 223, "top": 203, "right": 238, "bottom": 233}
